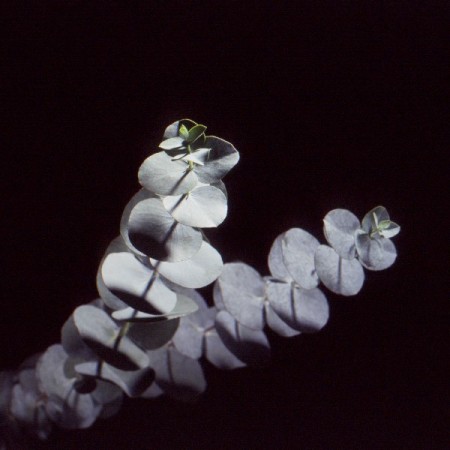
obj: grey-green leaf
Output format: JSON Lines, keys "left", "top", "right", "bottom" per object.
{"left": 73, "top": 305, "right": 150, "bottom": 371}
{"left": 315, "top": 244, "right": 365, "bottom": 295}
{"left": 147, "top": 347, "right": 206, "bottom": 402}
{"left": 101, "top": 252, "right": 177, "bottom": 315}
{"left": 266, "top": 280, "right": 329, "bottom": 333}
{"left": 194, "top": 136, "right": 239, "bottom": 183}
{"left": 355, "top": 232, "right": 397, "bottom": 271}
{"left": 282, "top": 228, "right": 320, "bottom": 289}
{"left": 162, "top": 185, "right": 227, "bottom": 228}
{"left": 128, "top": 319, "right": 179, "bottom": 351}
{"left": 204, "top": 329, "right": 246, "bottom": 370}
{"left": 150, "top": 241, "right": 223, "bottom": 289}
{"left": 127, "top": 197, "right": 203, "bottom": 262}
{"left": 268, "top": 233, "right": 292, "bottom": 281}
{"left": 159, "top": 136, "right": 185, "bottom": 150}
{"left": 215, "top": 262, "right": 266, "bottom": 330}
{"left": 138, "top": 151, "right": 198, "bottom": 196}
{"left": 215, "top": 310, "right": 270, "bottom": 366}
{"left": 264, "top": 301, "right": 301, "bottom": 337}
{"left": 323, "top": 209, "right": 360, "bottom": 259}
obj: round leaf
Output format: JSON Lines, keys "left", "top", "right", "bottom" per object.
{"left": 138, "top": 151, "right": 198, "bottom": 196}
{"left": 73, "top": 305, "right": 150, "bottom": 371}
{"left": 162, "top": 185, "right": 227, "bottom": 228}
{"left": 355, "top": 232, "right": 397, "bottom": 271}
{"left": 127, "top": 197, "right": 202, "bottom": 262}
{"left": 268, "top": 233, "right": 292, "bottom": 281}
{"left": 215, "top": 310, "right": 270, "bottom": 366}
{"left": 264, "top": 302, "right": 301, "bottom": 337}
{"left": 282, "top": 228, "right": 320, "bottom": 289}
{"left": 194, "top": 136, "right": 239, "bottom": 183}
{"left": 204, "top": 329, "right": 246, "bottom": 370}
{"left": 315, "top": 245, "right": 365, "bottom": 295}
{"left": 101, "top": 252, "right": 177, "bottom": 315}
{"left": 151, "top": 241, "right": 223, "bottom": 289}
{"left": 323, "top": 209, "right": 360, "bottom": 259}
{"left": 266, "top": 280, "right": 329, "bottom": 333}
{"left": 216, "top": 262, "right": 265, "bottom": 330}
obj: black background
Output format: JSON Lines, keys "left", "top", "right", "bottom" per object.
{"left": 1, "top": 1, "right": 448, "bottom": 449}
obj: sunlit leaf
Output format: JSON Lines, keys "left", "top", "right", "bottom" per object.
{"left": 268, "top": 233, "right": 292, "bottom": 281}
{"left": 61, "top": 315, "right": 97, "bottom": 361}
{"left": 282, "top": 228, "right": 320, "bottom": 289}
{"left": 101, "top": 252, "right": 177, "bottom": 315}
{"left": 180, "top": 148, "right": 211, "bottom": 166}
{"left": 194, "top": 136, "right": 239, "bottom": 183}
{"left": 127, "top": 197, "right": 202, "bottom": 262}
{"left": 119, "top": 189, "right": 156, "bottom": 259}
{"left": 73, "top": 305, "right": 150, "bottom": 371}
{"left": 162, "top": 185, "right": 227, "bottom": 228}
{"left": 96, "top": 236, "right": 130, "bottom": 310}
{"left": 151, "top": 241, "right": 223, "bottom": 289}
{"left": 323, "top": 209, "right": 360, "bottom": 259}
{"left": 159, "top": 136, "right": 185, "bottom": 150}
{"left": 172, "top": 319, "right": 204, "bottom": 360}
{"left": 215, "top": 262, "right": 265, "bottom": 330}
{"left": 138, "top": 151, "right": 198, "bottom": 196}
{"left": 355, "top": 232, "right": 397, "bottom": 271}
{"left": 315, "top": 245, "right": 365, "bottom": 295}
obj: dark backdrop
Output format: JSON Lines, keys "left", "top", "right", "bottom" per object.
{"left": 1, "top": 1, "right": 448, "bottom": 449}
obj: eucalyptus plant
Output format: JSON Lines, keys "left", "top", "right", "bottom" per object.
{"left": 0, "top": 119, "right": 400, "bottom": 446}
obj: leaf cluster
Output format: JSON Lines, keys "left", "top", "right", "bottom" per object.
{"left": 0, "top": 121, "right": 400, "bottom": 444}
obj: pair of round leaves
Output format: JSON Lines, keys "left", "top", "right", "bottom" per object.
{"left": 123, "top": 193, "right": 203, "bottom": 262}
{"left": 317, "top": 208, "right": 398, "bottom": 295}
{"left": 323, "top": 207, "right": 398, "bottom": 270}
{"left": 100, "top": 248, "right": 219, "bottom": 322}
{"left": 213, "top": 262, "right": 327, "bottom": 336}
{"left": 73, "top": 305, "right": 150, "bottom": 371}
{"left": 138, "top": 125, "right": 239, "bottom": 196}
{"left": 268, "top": 228, "right": 320, "bottom": 289}
{"left": 138, "top": 146, "right": 238, "bottom": 196}
{"left": 357, "top": 206, "right": 399, "bottom": 270}
{"left": 168, "top": 289, "right": 247, "bottom": 370}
